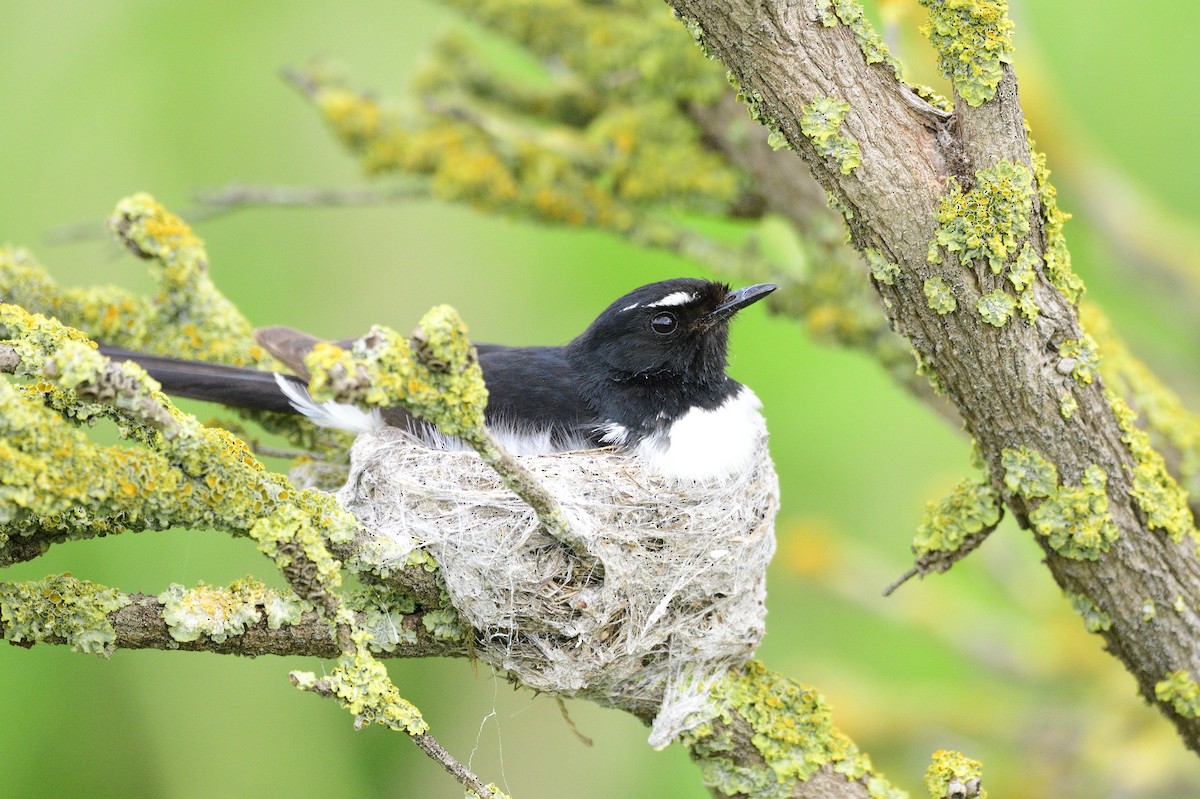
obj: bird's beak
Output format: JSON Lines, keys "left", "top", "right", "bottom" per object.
{"left": 709, "top": 283, "right": 778, "bottom": 319}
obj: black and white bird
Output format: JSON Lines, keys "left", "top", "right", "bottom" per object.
{"left": 99, "top": 278, "right": 776, "bottom": 480}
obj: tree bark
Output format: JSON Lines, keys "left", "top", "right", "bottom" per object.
{"left": 665, "top": 0, "right": 1200, "bottom": 752}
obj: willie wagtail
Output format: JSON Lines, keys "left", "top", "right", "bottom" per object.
{"left": 98, "top": 278, "right": 776, "bottom": 480}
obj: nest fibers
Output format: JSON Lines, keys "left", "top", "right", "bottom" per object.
{"left": 338, "top": 426, "right": 778, "bottom": 747}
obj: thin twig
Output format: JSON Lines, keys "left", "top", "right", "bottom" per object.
{"left": 557, "top": 697, "right": 594, "bottom": 747}
{"left": 42, "top": 183, "right": 433, "bottom": 244}
{"left": 411, "top": 733, "right": 495, "bottom": 799}
{"left": 295, "top": 676, "right": 494, "bottom": 798}
{"left": 882, "top": 525, "right": 999, "bottom": 597}
{"left": 188, "top": 182, "right": 433, "bottom": 222}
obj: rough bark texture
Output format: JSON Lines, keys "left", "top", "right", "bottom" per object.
{"left": 666, "top": 0, "right": 1200, "bottom": 756}
{"left": 1, "top": 592, "right": 466, "bottom": 660}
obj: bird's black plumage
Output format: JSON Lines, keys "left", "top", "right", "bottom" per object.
{"left": 98, "top": 278, "right": 776, "bottom": 477}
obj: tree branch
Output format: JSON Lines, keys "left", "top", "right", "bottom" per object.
{"left": 0, "top": 591, "right": 463, "bottom": 659}
{"left": 665, "top": 0, "right": 1200, "bottom": 752}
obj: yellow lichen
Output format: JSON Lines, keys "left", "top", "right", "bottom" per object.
{"left": 920, "top": 0, "right": 1013, "bottom": 108}
{"left": 305, "top": 305, "right": 488, "bottom": 442}
{"left": 678, "top": 661, "right": 902, "bottom": 796}
{"left": 912, "top": 479, "right": 1000, "bottom": 557}
{"left": 1001, "top": 445, "right": 1057, "bottom": 498}
{"left": 292, "top": 630, "right": 429, "bottom": 735}
{"left": 1028, "top": 134, "right": 1084, "bottom": 304}
{"left": 928, "top": 160, "right": 1033, "bottom": 275}
{"left": 0, "top": 574, "right": 129, "bottom": 657}
{"left": 924, "top": 749, "right": 986, "bottom": 798}
{"left": 1155, "top": 670, "right": 1200, "bottom": 719}
{"left": 1029, "top": 465, "right": 1119, "bottom": 561}
{"left": 1108, "top": 392, "right": 1194, "bottom": 545}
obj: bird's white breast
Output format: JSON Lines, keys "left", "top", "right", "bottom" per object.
{"left": 633, "top": 386, "right": 766, "bottom": 481}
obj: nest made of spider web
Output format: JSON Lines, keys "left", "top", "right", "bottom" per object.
{"left": 337, "top": 426, "right": 778, "bottom": 747}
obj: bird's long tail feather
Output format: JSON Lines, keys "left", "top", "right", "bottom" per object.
{"left": 97, "top": 345, "right": 304, "bottom": 414}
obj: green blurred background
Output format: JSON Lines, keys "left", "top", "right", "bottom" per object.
{"left": 2, "top": 1, "right": 1199, "bottom": 797}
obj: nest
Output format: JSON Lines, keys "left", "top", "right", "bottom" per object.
{"left": 338, "top": 426, "right": 779, "bottom": 747}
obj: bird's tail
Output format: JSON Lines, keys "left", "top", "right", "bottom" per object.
{"left": 97, "top": 345, "right": 304, "bottom": 414}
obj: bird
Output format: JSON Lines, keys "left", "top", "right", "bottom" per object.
{"left": 98, "top": 278, "right": 776, "bottom": 480}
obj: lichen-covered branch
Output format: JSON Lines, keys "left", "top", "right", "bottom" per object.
{"left": 0, "top": 576, "right": 463, "bottom": 659}
{"left": 663, "top": 0, "right": 1200, "bottom": 753}
{"left": 606, "top": 661, "right": 905, "bottom": 799}
{"left": 884, "top": 478, "right": 1003, "bottom": 596}
{"left": 0, "top": 200, "right": 497, "bottom": 796}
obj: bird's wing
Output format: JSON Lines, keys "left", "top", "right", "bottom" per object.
{"left": 478, "top": 346, "right": 599, "bottom": 447}
{"left": 255, "top": 326, "right": 359, "bottom": 380}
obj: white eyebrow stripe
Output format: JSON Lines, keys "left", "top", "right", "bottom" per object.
{"left": 620, "top": 302, "right": 640, "bottom": 312}
{"left": 647, "top": 291, "right": 697, "bottom": 308}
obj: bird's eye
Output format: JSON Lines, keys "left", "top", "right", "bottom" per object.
{"left": 650, "top": 313, "right": 677, "bottom": 335}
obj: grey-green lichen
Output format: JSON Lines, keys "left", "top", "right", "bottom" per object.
{"left": 1141, "top": 598, "right": 1156, "bottom": 621}
{"left": 912, "top": 479, "right": 1000, "bottom": 557}
{"left": 925, "top": 749, "right": 987, "bottom": 799}
{"left": 928, "top": 160, "right": 1034, "bottom": 275}
{"left": 1108, "top": 392, "right": 1195, "bottom": 545}
{"left": 864, "top": 248, "right": 900, "bottom": 286}
{"left": 292, "top": 630, "right": 429, "bottom": 734}
{"left": 0, "top": 574, "right": 129, "bottom": 657}
{"left": 678, "top": 661, "right": 902, "bottom": 798}
{"left": 1029, "top": 465, "right": 1119, "bottom": 560}
{"left": 1067, "top": 591, "right": 1112, "bottom": 633}
{"left": 1155, "top": 670, "right": 1200, "bottom": 719}
{"left": 251, "top": 503, "right": 356, "bottom": 605}
{"left": 1015, "top": 288, "right": 1038, "bottom": 322}
{"left": 924, "top": 277, "right": 957, "bottom": 314}
{"left": 158, "top": 578, "right": 311, "bottom": 643}
{"left": 348, "top": 533, "right": 438, "bottom": 582}
{"left": 976, "top": 289, "right": 1015, "bottom": 327}
{"left": 826, "top": 190, "right": 854, "bottom": 222}
{"left": 1008, "top": 242, "right": 1038, "bottom": 292}
{"left": 422, "top": 607, "right": 468, "bottom": 642}
{"left": 1059, "top": 392, "right": 1078, "bottom": 420}
{"left": 1058, "top": 336, "right": 1100, "bottom": 385}
{"left": 1001, "top": 446, "right": 1058, "bottom": 498}
{"left": 912, "top": 347, "right": 946, "bottom": 396}
{"left": 350, "top": 589, "right": 418, "bottom": 652}
{"left": 919, "top": 0, "right": 1014, "bottom": 108}
{"left": 798, "top": 96, "right": 860, "bottom": 175}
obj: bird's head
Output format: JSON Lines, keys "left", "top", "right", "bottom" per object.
{"left": 568, "top": 278, "right": 777, "bottom": 386}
